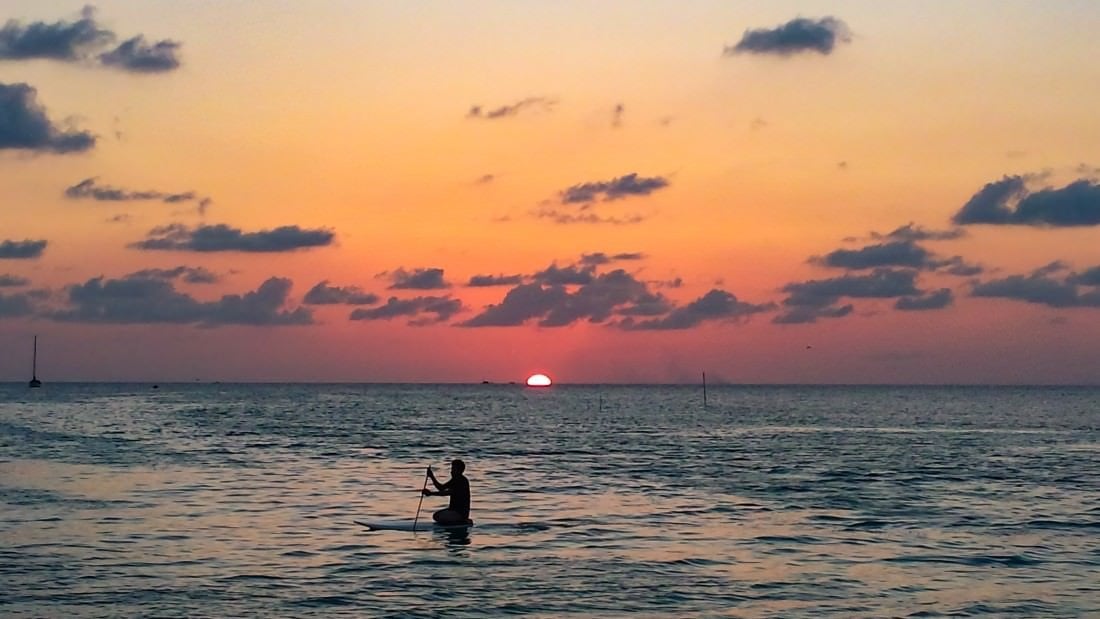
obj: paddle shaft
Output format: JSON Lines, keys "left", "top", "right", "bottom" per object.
{"left": 412, "top": 469, "right": 430, "bottom": 532}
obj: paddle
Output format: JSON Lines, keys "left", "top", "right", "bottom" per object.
{"left": 412, "top": 466, "right": 430, "bottom": 532}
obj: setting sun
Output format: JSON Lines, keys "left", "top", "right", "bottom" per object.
{"left": 526, "top": 373, "right": 552, "bottom": 387}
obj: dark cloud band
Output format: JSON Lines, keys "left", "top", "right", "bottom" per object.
{"left": 131, "top": 224, "right": 335, "bottom": 252}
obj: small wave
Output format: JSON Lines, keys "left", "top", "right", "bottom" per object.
{"left": 886, "top": 553, "right": 1042, "bottom": 567}
{"left": 219, "top": 573, "right": 286, "bottom": 582}
{"left": 287, "top": 594, "right": 357, "bottom": 607}
{"left": 753, "top": 534, "right": 825, "bottom": 544}
{"left": 1025, "top": 519, "right": 1100, "bottom": 530}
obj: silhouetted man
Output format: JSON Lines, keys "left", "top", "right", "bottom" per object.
{"left": 423, "top": 459, "right": 471, "bottom": 525}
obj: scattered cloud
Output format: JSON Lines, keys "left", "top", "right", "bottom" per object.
{"left": 539, "top": 269, "right": 651, "bottom": 327}
{"left": 532, "top": 263, "right": 596, "bottom": 286}
{"left": 559, "top": 173, "right": 670, "bottom": 204}
{"left": 772, "top": 303, "right": 853, "bottom": 324}
{"left": 870, "top": 223, "right": 965, "bottom": 242}
{"left": 953, "top": 175, "right": 1100, "bottom": 227}
{"left": 532, "top": 209, "right": 646, "bottom": 225}
{"left": 467, "top": 274, "right": 524, "bottom": 287}
{"left": 939, "top": 256, "right": 984, "bottom": 277}
{"left": 50, "top": 274, "right": 313, "bottom": 325}
{"left": 813, "top": 240, "right": 940, "bottom": 270}
{"left": 782, "top": 268, "right": 920, "bottom": 306}
{"left": 462, "top": 265, "right": 772, "bottom": 331}
{"left": 0, "top": 274, "right": 30, "bottom": 287}
{"left": 895, "top": 288, "right": 954, "bottom": 311}
{"left": 579, "top": 252, "right": 645, "bottom": 266}
{"left": 127, "top": 266, "right": 219, "bottom": 284}
{"left": 0, "top": 239, "right": 47, "bottom": 259}
{"left": 467, "top": 254, "right": 644, "bottom": 288}
{"left": 98, "top": 35, "right": 180, "bottom": 73}
{"left": 1073, "top": 266, "right": 1100, "bottom": 286}
{"left": 618, "top": 289, "right": 774, "bottom": 330}
{"left": 971, "top": 264, "right": 1100, "bottom": 308}
{"left": 0, "top": 82, "right": 95, "bottom": 153}
{"left": 612, "top": 103, "right": 624, "bottom": 128}
{"left": 385, "top": 267, "right": 449, "bottom": 290}
{"left": 303, "top": 281, "right": 379, "bottom": 305}
{"left": 467, "top": 97, "right": 555, "bottom": 119}
{"left": 0, "top": 291, "right": 36, "bottom": 317}
{"left": 724, "top": 17, "right": 851, "bottom": 57}
{"left": 458, "top": 283, "right": 568, "bottom": 327}
{"left": 0, "top": 6, "right": 111, "bottom": 61}
{"left": 0, "top": 7, "right": 181, "bottom": 72}
{"left": 349, "top": 295, "right": 463, "bottom": 325}
{"left": 65, "top": 177, "right": 209, "bottom": 206}
{"left": 475, "top": 174, "right": 495, "bottom": 184}
{"left": 616, "top": 291, "right": 675, "bottom": 317}
{"left": 775, "top": 268, "right": 920, "bottom": 323}
{"left": 130, "top": 223, "right": 334, "bottom": 252}
{"left": 534, "top": 173, "right": 667, "bottom": 224}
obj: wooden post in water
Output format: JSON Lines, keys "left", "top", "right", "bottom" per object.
{"left": 702, "top": 371, "right": 707, "bottom": 408}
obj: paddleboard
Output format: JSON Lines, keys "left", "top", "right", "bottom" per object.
{"left": 355, "top": 519, "right": 474, "bottom": 532}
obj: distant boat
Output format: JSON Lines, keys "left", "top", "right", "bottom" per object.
{"left": 28, "top": 335, "right": 42, "bottom": 388}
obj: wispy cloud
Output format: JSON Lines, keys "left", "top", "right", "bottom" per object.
{"left": 130, "top": 224, "right": 334, "bottom": 252}
{"left": 0, "top": 82, "right": 95, "bottom": 153}
{"left": 895, "top": 288, "right": 954, "bottom": 311}
{"left": 533, "top": 173, "right": 667, "bottom": 225}
{"left": 611, "top": 103, "right": 624, "bottom": 128}
{"left": 559, "top": 173, "right": 670, "bottom": 204}
{"left": 532, "top": 209, "right": 646, "bottom": 225}
{"left": 467, "top": 97, "right": 556, "bottom": 119}
{"left": 724, "top": 17, "right": 851, "bottom": 57}
{"left": 65, "top": 178, "right": 210, "bottom": 209}
{"left": 870, "top": 223, "right": 965, "bottom": 242}
{"left": 580, "top": 252, "right": 645, "bottom": 266}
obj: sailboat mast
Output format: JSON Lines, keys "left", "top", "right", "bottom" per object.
{"left": 32, "top": 335, "right": 38, "bottom": 379}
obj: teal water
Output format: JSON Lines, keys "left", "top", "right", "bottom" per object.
{"left": 1, "top": 384, "right": 1098, "bottom": 617}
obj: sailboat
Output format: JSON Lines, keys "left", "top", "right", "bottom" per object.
{"left": 28, "top": 335, "right": 42, "bottom": 388}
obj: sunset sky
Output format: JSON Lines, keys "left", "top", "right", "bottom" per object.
{"left": 2, "top": 1, "right": 1099, "bottom": 384}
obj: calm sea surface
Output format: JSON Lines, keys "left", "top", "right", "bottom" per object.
{"left": 1, "top": 383, "right": 1098, "bottom": 618}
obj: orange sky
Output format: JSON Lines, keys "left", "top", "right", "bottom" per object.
{"left": 2, "top": 2, "right": 1099, "bottom": 383}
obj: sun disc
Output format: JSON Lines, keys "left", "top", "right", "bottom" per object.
{"left": 526, "top": 373, "right": 552, "bottom": 387}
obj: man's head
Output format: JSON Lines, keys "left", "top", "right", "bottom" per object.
{"left": 451, "top": 459, "right": 465, "bottom": 475}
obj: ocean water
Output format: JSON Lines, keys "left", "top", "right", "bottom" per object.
{"left": 1, "top": 383, "right": 1098, "bottom": 618}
